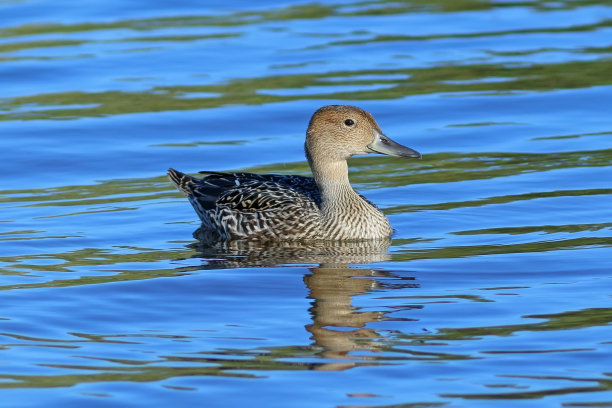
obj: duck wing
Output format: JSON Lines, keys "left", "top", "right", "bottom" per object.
{"left": 168, "top": 168, "right": 321, "bottom": 213}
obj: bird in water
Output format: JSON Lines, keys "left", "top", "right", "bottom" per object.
{"left": 168, "top": 105, "right": 420, "bottom": 241}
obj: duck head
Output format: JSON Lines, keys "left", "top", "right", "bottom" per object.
{"left": 305, "top": 105, "right": 421, "bottom": 162}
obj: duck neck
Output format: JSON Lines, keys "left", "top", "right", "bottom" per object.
{"left": 309, "top": 157, "right": 361, "bottom": 214}
{"left": 307, "top": 150, "right": 392, "bottom": 239}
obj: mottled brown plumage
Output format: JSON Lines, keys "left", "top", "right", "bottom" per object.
{"left": 168, "top": 105, "right": 420, "bottom": 241}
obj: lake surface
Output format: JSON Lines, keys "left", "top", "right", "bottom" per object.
{"left": 1, "top": 0, "right": 611, "bottom": 407}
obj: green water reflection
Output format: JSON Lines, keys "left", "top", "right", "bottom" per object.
{"left": 1, "top": 0, "right": 611, "bottom": 121}
{"left": 4, "top": 149, "right": 609, "bottom": 207}
{"left": 2, "top": 58, "right": 612, "bottom": 120}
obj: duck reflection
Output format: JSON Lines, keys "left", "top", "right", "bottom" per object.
{"left": 190, "top": 235, "right": 420, "bottom": 370}
{"left": 191, "top": 228, "right": 393, "bottom": 266}
{"left": 304, "top": 265, "right": 385, "bottom": 371}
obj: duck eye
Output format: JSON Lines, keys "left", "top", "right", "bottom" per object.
{"left": 344, "top": 119, "right": 355, "bottom": 126}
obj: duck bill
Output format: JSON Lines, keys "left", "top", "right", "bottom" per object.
{"left": 367, "top": 130, "right": 421, "bottom": 158}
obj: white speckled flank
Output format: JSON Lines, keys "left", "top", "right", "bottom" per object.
{"left": 168, "top": 105, "right": 420, "bottom": 241}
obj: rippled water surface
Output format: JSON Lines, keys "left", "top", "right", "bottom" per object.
{"left": 1, "top": 1, "right": 612, "bottom": 407}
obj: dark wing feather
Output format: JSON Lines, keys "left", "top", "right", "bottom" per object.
{"left": 169, "top": 168, "right": 235, "bottom": 210}
{"left": 169, "top": 168, "right": 321, "bottom": 212}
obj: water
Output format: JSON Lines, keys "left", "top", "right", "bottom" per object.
{"left": 1, "top": 1, "right": 611, "bottom": 407}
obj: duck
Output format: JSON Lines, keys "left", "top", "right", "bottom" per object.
{"left": 168, "top": 105, "right": 420, "bottom": 241}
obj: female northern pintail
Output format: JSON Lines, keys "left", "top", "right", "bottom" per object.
{"left": 168, "top": 105, "right": 420, "bottom": 241}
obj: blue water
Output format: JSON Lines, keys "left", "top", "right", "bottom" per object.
{"left": 1, "top": 1, "right": 612, "bottom": 407}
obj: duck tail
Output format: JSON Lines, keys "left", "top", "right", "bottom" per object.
{"left": 167, "top": 168, "right": 198, "bottom": 196}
